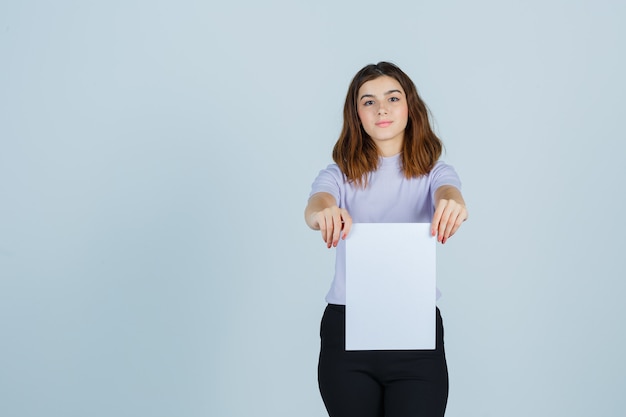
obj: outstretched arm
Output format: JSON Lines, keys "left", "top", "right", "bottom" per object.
{"left": 431, "top": 185, "right": 468, "bottom": 244}
{"left": 305, "top": 192, "right": 353, "bottom": 248}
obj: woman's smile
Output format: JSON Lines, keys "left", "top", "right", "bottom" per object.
{"left": 375, "top": 120, "right": 393, "bottom": 127}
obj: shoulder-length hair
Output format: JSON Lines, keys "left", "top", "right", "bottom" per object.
{"left": 332, "top": 61, "right": 443, "bottom": 187}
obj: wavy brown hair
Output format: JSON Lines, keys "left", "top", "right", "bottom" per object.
{"left": 332, "top": 61, "right": 443, "bottom": 187}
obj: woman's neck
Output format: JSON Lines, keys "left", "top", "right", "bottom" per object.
{"left": 374, "top": 137, "right": 403, "bottom": 157}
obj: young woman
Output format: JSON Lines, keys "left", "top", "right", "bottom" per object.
{"left": 305, "top": 62, "right": 468, "bottom": 417}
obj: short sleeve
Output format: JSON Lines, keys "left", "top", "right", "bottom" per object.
{"left": 309, "top": 164, "right": 344, "bottom": 205}
{"left": 428, "top": 161, "right": 462, "bottom": 202}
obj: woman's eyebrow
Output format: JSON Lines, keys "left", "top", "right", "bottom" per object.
{"left": 359, "top": 90, "right": 403, "bottom": 101}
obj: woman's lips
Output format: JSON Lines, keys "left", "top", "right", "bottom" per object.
{"left": 376, "top": 121, "right": 393, "bottom": 127}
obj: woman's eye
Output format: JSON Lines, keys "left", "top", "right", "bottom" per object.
{"left": 389, "top": 97, "right": 400, "bottom": 102}
{"left": 363, "top": 100, "right": 374, "bottom": 106}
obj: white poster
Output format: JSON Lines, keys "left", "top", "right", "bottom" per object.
{"left": 345, "top": 223, "right": 436, "bottom": 350}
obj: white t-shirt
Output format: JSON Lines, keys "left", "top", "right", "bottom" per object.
{"left": 309, "top": 154, "right": 462, "bottom": 305}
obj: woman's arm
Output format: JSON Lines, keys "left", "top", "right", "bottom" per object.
{"left": 305, "top": 192, "right": 353, "bottom": 248}
{"left": 431, "top": 185, "right": 468, "bottom": 244}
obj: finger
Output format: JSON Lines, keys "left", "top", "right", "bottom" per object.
{"left": 443, "top": 207, "right": 467, "bottom": 244}
{"left": 331, "top": 213, "right": 343, "bottom": 247}
{"left": 318, "top": 215, "right": 332, "bottom": 248}
{"left": 445, "top": 203, "right": 462, "bottom": 234}
{"left": 341, "top": 211, "right": 353, "bottom": 240}
{"left": 448, "top": 216, "right": 463, "bottom": 238}
{"left": 438, "top": 207, "right": 452, "bottom": 243}
{"left": 323, "top": 213, "right": 334, "bottom": 248}
{"left": 448, "top": 208, "right": 468, "bottom": 238}
{"left": 315, "top": 216, "right": 326, "bottom": 243}
{"left": 431, "top": 201, "right": 446, "bottom": 237}
{"left": 442, "top": 210, "right": 459, "bottom": 242}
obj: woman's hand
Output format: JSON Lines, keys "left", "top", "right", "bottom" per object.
{"left": 305, "top": 193, "right": 353, "bottom": 248}
{"left": 310, "top": 206, "right": 352, "bottom": 248}
{"left": 431, "top": 186, "right": 468, "bottom": 244}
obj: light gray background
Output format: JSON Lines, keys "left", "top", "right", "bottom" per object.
{"left": 1, "top": 1, "right": 625, "bottom": 416}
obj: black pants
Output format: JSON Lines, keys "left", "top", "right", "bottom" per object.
{"left": 318, "top": 304, "right": 449, "bottom": 417}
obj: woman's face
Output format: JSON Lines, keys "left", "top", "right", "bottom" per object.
{"left": 356, "top": 75, "right": 409, "bottom": 156}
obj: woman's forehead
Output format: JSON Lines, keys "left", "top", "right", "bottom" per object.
{"left": 358, "top": 76, "right": 404, "bottom": 96}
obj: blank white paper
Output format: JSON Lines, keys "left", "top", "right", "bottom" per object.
{"left": 345, "top": 223, "right": 436, "bottom": 350}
